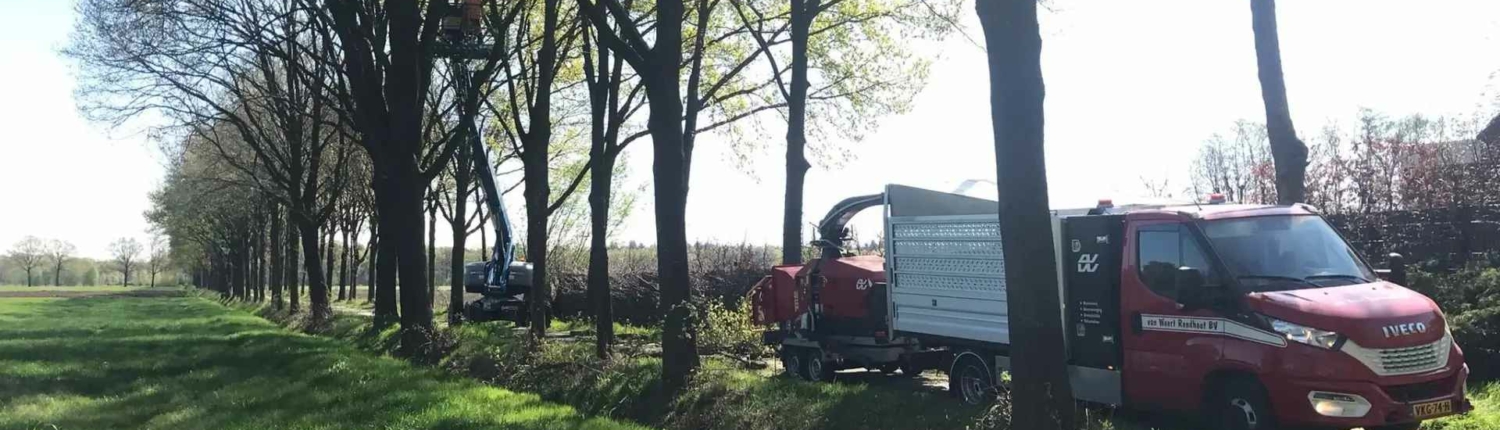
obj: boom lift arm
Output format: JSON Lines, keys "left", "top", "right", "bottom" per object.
{"left": 438, "top": 0, "right": 533, "bottom": 323}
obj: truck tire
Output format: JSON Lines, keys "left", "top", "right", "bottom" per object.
{"left": 804, "top": 349, "right": 835, "bottom": 382}
{"left": 1210, "top": 378, "right": 1278, "bottom": 430}
{"left": 949, "top": 354, "right": 995, "bottom": 405}
{"left": 781, "top": 348, "right": 804, "bottom": 380}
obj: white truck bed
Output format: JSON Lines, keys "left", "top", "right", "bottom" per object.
{"left": 883, "top": 185, "right": 1068, "bottom": 347}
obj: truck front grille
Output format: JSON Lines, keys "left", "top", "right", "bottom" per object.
{"left": 1341, "top": 333, "right": 1451, "bottom": 377}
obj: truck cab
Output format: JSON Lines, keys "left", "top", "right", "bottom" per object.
{"left": 1098, "top": 203, "right": 1470, "bottom": 429}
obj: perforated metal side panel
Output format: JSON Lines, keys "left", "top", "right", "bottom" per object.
{"left": 888, "top": 214, "right": 1010, "bottom": 344}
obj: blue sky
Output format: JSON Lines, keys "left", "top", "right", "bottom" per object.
{"left": 2, "top": 0, "right": 1497, "bottom": 258}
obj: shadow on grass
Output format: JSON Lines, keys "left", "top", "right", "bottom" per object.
{"left": 0, "top": 296, "right": 643, "bottom": 430}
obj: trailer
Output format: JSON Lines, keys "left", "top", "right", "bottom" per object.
{"left": 753, "top": 184, "right": 1470, "bottom": 430}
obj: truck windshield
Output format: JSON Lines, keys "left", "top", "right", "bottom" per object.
{"left": 1198, "top": 215, "right": 1375, "bottom": 293}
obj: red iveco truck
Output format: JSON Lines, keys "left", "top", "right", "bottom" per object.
{"left": 751, "top": 184, "right": 1470, "bottom": 430}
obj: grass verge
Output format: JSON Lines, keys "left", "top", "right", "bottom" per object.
{"left": 0, "top": 295, "right": 644, "bottom": 430}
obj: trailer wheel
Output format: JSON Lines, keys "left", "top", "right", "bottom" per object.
{"left": 780, "top": 349, "right": 804, "bottom": 380}
{"left": 803, "top": 349, "right": 835, "bottom": 382}
{"left": 1210, "top": 378, "right": 1277, "bottom": 430}
{"left": 950, "top": 354, "right": 995, "bottom": 405}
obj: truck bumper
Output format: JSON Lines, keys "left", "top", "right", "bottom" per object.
{"left": 1266, "top": 364, "right": 1470, "bottom": 427}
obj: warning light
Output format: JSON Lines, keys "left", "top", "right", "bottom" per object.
{"left": 1096, "top": 199, "right": 1114, "bottom": 208}
{"left": 1207, "top": 193, "right": 1226, "bottom": 204}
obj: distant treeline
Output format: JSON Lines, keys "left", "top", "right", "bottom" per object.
{"left": 0, "top": 257, "right": 179, "bottom": 286}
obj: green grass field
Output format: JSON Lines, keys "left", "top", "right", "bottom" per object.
{"left": 0, "top": 285, "right": 138, "bottom": 292}
{"left": 0, "top": 296, "right": 643, "bottom": 430}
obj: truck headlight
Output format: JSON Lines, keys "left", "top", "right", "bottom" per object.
{"left": 1270, "top": 318, "right": 1341, "bottom": 349}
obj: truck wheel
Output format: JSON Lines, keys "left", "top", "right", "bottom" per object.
{"left": 1211, "top": 378, "right": 1277, "bottom": 430}
{"left": 804, "top": 349, "right": 835, "bottom": 382}
{"left": 950, "top": 355, "right": 995, "bottom": 405}
{"left": 878, "top": 364, "right": 900, "bottom": 375}
{"left": 781, "top": 349, "right": 804, "bottom": 380}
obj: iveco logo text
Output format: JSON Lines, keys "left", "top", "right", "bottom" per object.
{"left": 1382, "top": 322, "right": 1428, "bottom": 338}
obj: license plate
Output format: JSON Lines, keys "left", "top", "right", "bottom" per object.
{"left": 1413, "top": 399, "right": 1453, "bottom": 418}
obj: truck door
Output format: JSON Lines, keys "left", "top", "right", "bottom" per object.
{"left": 1064, "top": 215, "right": 1124, "bottom": 368}
{"left": 1120, "top": 221, "right": 1224, "bottom": 411}
{"left": 1063, "top": 215, "right": 1125, "bottom": 405}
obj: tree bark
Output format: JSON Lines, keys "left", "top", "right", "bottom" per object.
{"left": 587, "top": 148, "right": 616, "bottom": 358}
{"left": 270, "top": 204, "right": 285, "bottom": 309}
{"left": 374, "top": 178, "right": 400, "bottom": 326}
{"left": 324, "top": 226, "right": 335, "bottom": 303}
{"left": 286, "top": 210, "right": 302, "bottom": 314}
{"left": 298, "top": 220, "right": 332, "bottom": 322}
{"left": 339, "top": 220, "right": 350, "bottom": 302}
{"left": 428, "top": 195, "right": 437, "bottom": 308}
{"left": 645, "top": 0, "right": 697, "bottom": 391}
{"left": 975, "top": 0, "right": 1076, "bottom": 428}
{"left": 231, "top": 240, "right": 244, "bottom": 299}
{"left": 366, "top": 216, "right": 377, "bottom": 303}
{"left": 1251, "top": 0, "right": 1307, "bottom": 205}
{"left": 521, "top": 0, "right": 563, "bottom": 338}
{"left": 448, "top": 138, "right": 472, "bottom": 326}
{"left": 781, "top": 0, "right": 817, "bottom": 265}
{"left": 524, "top": 161, "right": 552, "bottom": 337}
{"left": 395, "top": 169, "right": 435, "bottom": 357}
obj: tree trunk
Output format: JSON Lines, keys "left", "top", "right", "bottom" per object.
{"left": 1250, "top": 0, "right": 1307, "bottom": 205}
{"left": 781, "top": 0, "right": 816, "bottom": 265}
{"left": 975, "top": 0, "right": 1076, "bottom": 428}
{"left": 367, "top": 218, "right": 377, "bottom": 303}
{"left": 298, "top": 221, "right": 332, "bottom": 322}
{"left": 286, "top": 213, "right": 302, "bottom": 314}
{"left": 374, "top": 177, "right": 400, "bottom": 326}
{"left": 324, "top": 226, "right": 336, "bottom": 297}
{"left": 395, "top": 171, "right": 434, "bottom": 357}
{"left": 524, "top": 155, "right": 551, "bottom": 337}
{"left": 231, "top": 240, "right": 244, "bottom": 299}
{"left": 583, "top": 24, "right": 618, "bottom": 358}
{"left": 587, "top": 149, "right": 616, "bottom": 358}
{"left": 239, "top": 235, "right": 251, "bottom": 299}
{"left": 270, "top": 205, "right": 285, "bottom": 309}
{"left": 339, "top": 222, "right": 350, "bottom": 301}
{"left": 522, "top": 0, "right": 562, "bottom": 339}
{"left": 428, "top": 196, "right": 437, "bottom": 309}
{"left": 643, "top": 0, "right": 696, "bottom": 390}
{"left": 258, "top": 224, "right": 267, "bottom": 301}
{"left": 449, "top": 139, "right": 472, "bottom": 326}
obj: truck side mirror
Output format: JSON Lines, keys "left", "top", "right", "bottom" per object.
{"left": 1175, "top": 266, "right": 1209, "bottom": 310}
{"left": 1376, "top": 252, "right": 1407, "bottom": 285}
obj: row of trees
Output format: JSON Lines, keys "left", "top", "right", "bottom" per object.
{"left": 71, "top": 0, "right": 954, "bottom": 393}
{"left": 3, "top": 236, "right": 166, "bottom": 287}
{"left": 1185, "top": 109, "right": 1499, "bottom": 212}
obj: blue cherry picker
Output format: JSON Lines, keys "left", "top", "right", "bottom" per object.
{"left": 436, "top": 0, "right": 533, "bottom": 324}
